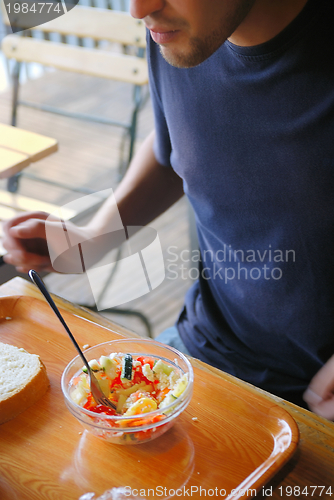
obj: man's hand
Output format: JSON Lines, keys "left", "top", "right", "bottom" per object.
{"left": 303, "top": 355, "right": 334, "bottom": 421}
{"left": 2, "top": 211, "right": 95, "bottom": 274}
{"left": 2, "top": 211, "right": 53, "bottom": 273}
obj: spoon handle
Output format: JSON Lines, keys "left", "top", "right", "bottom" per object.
{"left": 29, "top": 269, "right": 90, "bottom": 371}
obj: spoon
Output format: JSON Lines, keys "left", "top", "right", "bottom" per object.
{"left": 29, "top": 269, "right": 117, "bottom": 411}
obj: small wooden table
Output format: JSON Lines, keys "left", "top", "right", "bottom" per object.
{"left": 0, "top": 123, "right": 60, "bottom": 255}
{"left": 0, "top": 277, "right": 333, "bottom": 500}
{"left": 0, "top": 123, "right": 58, "bottom": 179}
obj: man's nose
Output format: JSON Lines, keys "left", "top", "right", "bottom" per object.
{"left": 130, "top": 0, "right": 165, "bottom": 19}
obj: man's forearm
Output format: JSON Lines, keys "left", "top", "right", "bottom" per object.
{"left": 87, "top": 130, "right": 184, "bottom": 234}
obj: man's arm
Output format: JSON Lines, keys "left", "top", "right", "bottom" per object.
{"left": 87, "top": 129, "right": 183, "bottom": 233}
{"left": 2, "top": 130, "right": 184, "bottom": 273}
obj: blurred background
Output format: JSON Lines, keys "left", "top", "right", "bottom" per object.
{"left": 0, "top": 0, "right": 196, "bottom": 338}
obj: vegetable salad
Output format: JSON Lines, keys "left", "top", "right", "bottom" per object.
{"left": 70, "top": 353, "right": 188, "bottom": 423}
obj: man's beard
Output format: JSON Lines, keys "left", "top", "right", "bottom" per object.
{"left": 159, "top": 31, "right": 224, "bottom": 68}
{"left": 156, "top": 0, "right": 255, "bottom": 69}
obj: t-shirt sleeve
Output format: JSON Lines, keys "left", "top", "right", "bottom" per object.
{"left": 146, "top": 32, "right": 172, "bottom": 167}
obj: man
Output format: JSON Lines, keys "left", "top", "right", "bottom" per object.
{"left": 3, "top": 0, "right": 334, "bottom": 419}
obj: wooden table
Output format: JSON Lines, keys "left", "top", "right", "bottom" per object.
{"left": 0, "top": 277, "right": 333, "bottom": 500}
{"left": 0, "top": 123, "right": 58, "bottom": 179}
{"left": 0, "top": 123, "right": 60, "bottom": 256}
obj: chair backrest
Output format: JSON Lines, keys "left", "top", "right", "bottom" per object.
{"left": 1, "top": 6, "right": 148, "bottom": 85}
{"left": 2, "top": 36, "right": 148, "bottom": 84}
{"left": 1, "top": 5, "right": 146, "bottom": 47}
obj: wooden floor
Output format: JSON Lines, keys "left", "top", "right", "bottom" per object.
{"left": 0, "top": 68, "right": 195, "bottom": 338}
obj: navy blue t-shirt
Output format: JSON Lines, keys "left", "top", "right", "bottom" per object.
{"left": 147, "top": 0, "right": 334, "bottom": 406}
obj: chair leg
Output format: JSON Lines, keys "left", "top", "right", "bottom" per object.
{"left": 7, "top": 173, "right": 21, "bottom": 193}
{"left": 117, "top": 84, "right": 143, "bottom": 180}
{"left": 7, "top": 61, "right": 22, "bottom": 193}
{"left": 128, "top": 103, "right": 139, "bottom": 165}
{"left": 4, "top": 25, "right": 12, "bottom": 82}
{"left": 11, "top": 60, "right": 21, "bottom": 127}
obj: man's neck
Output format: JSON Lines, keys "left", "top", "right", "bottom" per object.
{"left": 228, "top": 0, "right": 308, "bottom": 47}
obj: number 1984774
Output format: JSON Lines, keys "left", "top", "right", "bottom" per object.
{"left": 6, "top": 3, "right": 63, "bottom": 14}
{"left": 278, "top": 486, "right": 333, "bottom": 496}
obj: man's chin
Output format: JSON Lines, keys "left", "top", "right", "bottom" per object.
{"left": 159, "top": 45, "right": 206, "bottom": 69}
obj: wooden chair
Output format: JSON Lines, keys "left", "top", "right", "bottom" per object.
{"left": 1, "top": 5, "right": 148, "bottom": 192}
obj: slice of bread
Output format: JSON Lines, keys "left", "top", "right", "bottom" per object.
{"left": 0, "top": 342, "right": 49, "bottom": 424}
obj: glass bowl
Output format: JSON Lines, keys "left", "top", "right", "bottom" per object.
{"left": 61, "top": 338, "right": 194, "bottom": 445}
